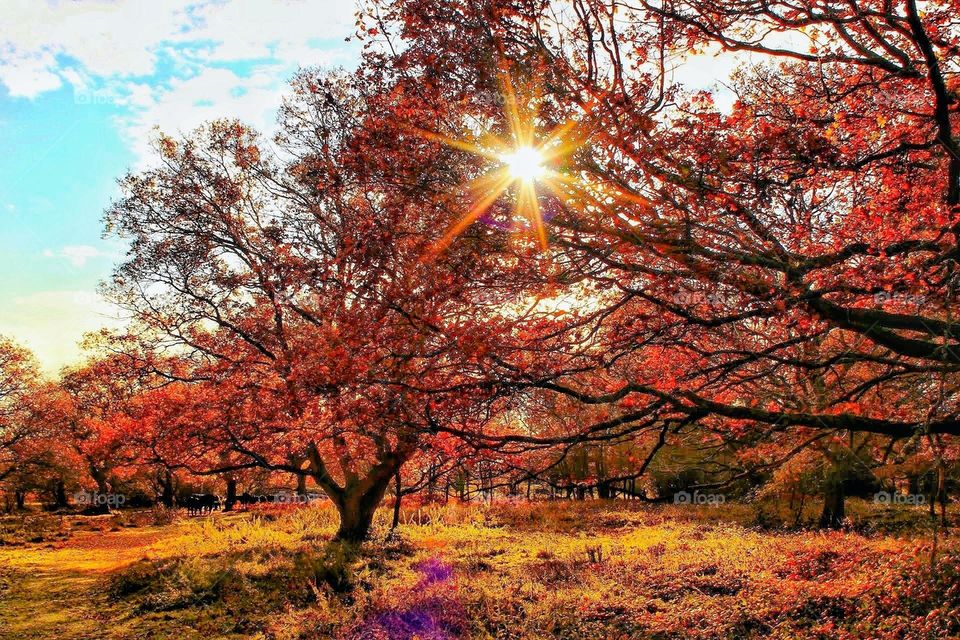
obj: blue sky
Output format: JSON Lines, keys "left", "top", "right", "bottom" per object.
{"left": 0, "top": 0, "right": 358, "bottom": 372}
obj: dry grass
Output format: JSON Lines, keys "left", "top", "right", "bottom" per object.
{"left": 0, "top": 499, "right": 957, "bottom": 639}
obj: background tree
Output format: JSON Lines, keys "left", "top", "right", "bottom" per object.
{"left": 0, "top": 337, "right": 46, "bottom": 508}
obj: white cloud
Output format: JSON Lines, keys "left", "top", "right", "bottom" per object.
{"left": 185, "top": 1, "right": 355, "bottom": 62}
{"left": 0, "top": 47, "right": 62, "bottom": 97}
{"left": 43, "top": 244, "right": 108, "bottom": 267}
{"left": 115, "top": 66, "right": 288, "bottom": 162}
{"left": 0, "top": 0, "right": 355, "bottom": 97}
{"left": 0, "top": 1, "right": 190, "bottom": 96}
{"left": 2, "top": 1, "right": 357, "bottom": 166}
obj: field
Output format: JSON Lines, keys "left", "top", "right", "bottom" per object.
{"left": 0, "top": 500, "right": 958, "bottom": 640}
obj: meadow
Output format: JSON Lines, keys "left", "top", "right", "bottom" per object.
{"left": 1, "top": 500, "right": 957, "bottom": 640}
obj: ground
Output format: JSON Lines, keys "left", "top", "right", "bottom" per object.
{"left": 0, "top": 500, "right": 957, "bottom": 639}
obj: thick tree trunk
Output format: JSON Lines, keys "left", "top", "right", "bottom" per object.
{"left": 305, "top": 440, "right": 411, "bottom": 543}
{"left": 334, "top": 478, "right": 393, "bottom": 542}
{"left": 819, "top": 477, "right": 846, "bottom": 529}
{"left": 55, "top": 480, "right": 68, "bottom": 509}
{"left": 89, "top": 468, "right": 111, "bottom": 513}
{"left": 296, "top": 473, "right": 307, "bottom": 496}
{"left": 597, "top": 481, "right": 612, "bottom": 499}
{"left": 224, "top": 477, "right": 237, "bottom": 512}
{"left": 159, "top": 470, "right": 175, "bottom": 508}
{"left": 93, "top": 471, "right": 109, "bottom": 496}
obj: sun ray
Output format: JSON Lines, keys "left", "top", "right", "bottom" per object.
{"left": 547, "top": 169, "right": 654, "bottom": 210}
{"left": 500, "top": 74, "right": 528, "bottom": 147}
{"left": 538, "top": 97, "right": 600, "bottom": 163}
{"left": 406, "top": 125, "right": 505, "bottom": 161}
{"left": 519, "top": 180, "right": 548, "bottom": 250}
{"left": 407, "top": 74, "right": 613, "bottom": 254}
{"left": 429, "top": 169, "right": 515, "bottom": 255}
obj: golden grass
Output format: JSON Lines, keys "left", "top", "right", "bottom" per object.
{"left": 0, "top": 499, "right": 956, "bottom": 640}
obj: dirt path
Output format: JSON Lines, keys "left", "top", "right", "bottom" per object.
{"left": 0, "top": 527, "right": 171, "bottom": 640}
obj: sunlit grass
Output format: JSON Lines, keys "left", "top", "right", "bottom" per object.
{"left": 1, "top": 500, "right": 957, "bottom": 639}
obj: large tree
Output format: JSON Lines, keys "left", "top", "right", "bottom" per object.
{"left": 104, "top": 71, "right": 527, "bottom": 540}
{"left": 363, "top": 0, "right": 960, "bottom": 523}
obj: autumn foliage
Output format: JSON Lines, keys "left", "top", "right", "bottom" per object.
{"left": 1, "top": 0, "right": 959, "bottom": 547}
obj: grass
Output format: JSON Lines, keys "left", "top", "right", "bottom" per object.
{"left": 0, "top": 499, "right": 957, "bottom": 639}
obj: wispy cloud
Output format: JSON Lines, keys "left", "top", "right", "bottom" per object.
{"left": 42, "top": 245, "right": 109, "bottom": 268}
{"left": 2, "top": 1, "right": 357, "bottom": 160}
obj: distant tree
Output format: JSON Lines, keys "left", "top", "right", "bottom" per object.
{"left": 0, "top": 337, "right": 44, "bottom": 503}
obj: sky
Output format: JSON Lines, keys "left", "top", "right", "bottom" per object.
{"left": 0, "top": 0, "right": 748, "bottom": 375}
{"left": 0, "top": 0, "right": 359, "bottom": 373}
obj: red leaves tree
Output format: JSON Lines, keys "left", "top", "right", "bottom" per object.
{"left": 0, "top": 337, "right": 47, "bottom": 508}
{"left": 103, "top": 73, "right": 524, "bottom": 540}
{"left": 366, "top": 0, "right": 960, "bottom": 524}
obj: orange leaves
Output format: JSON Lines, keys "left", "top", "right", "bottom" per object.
{"left": 158, "top": 135, "right": 178, "bottom": 159}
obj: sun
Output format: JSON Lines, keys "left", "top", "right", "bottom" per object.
{"left": 409, "top": 73, "right": 626, "bottom": 254}
{"left": 501, "top": 146, "right": 546, "bottom": 183}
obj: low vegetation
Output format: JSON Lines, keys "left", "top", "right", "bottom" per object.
{"left": 1, "top": 500, "right": 957, "bottom": 639}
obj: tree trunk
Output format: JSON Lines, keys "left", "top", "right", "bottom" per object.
{"left": 934, "top": 465, "right": 948, "bottom": 527}
{"left": 391, "top": 469, "right": 402, "bottom": 530}
{"left": 426, "top": 463, "right": 436, "bottom": 501}
{"left": 90, "top": 468, "right": 111, "bottom": 513}
{"left": 296, "top": 473, "right": 307, "bottom": 496}
{"left": 159, "top": 470, "right": 175, "bottom": 508}
{"left": 15, "top": 490, "right": 26, "bottom": 510}
{"left": 55, "top": 480, "right": 68, "bottom": 509}
{"left": 334, "top": 478, "right": 393, "bottom": 542}
{"left": 819, "top": 477, "right": 846, "bottom": 529}
{"left": 304, "top": 440, "right": 412, "bottom": 542}
{"left": 224, "top": 477, "right": 237, "bottom": 512}
{"left": 93, "top": 471, "right": 109, "bottom": 496}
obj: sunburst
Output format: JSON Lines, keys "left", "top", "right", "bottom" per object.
{"left": 411, "top": 74, "right": 603, "bottom": 254}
